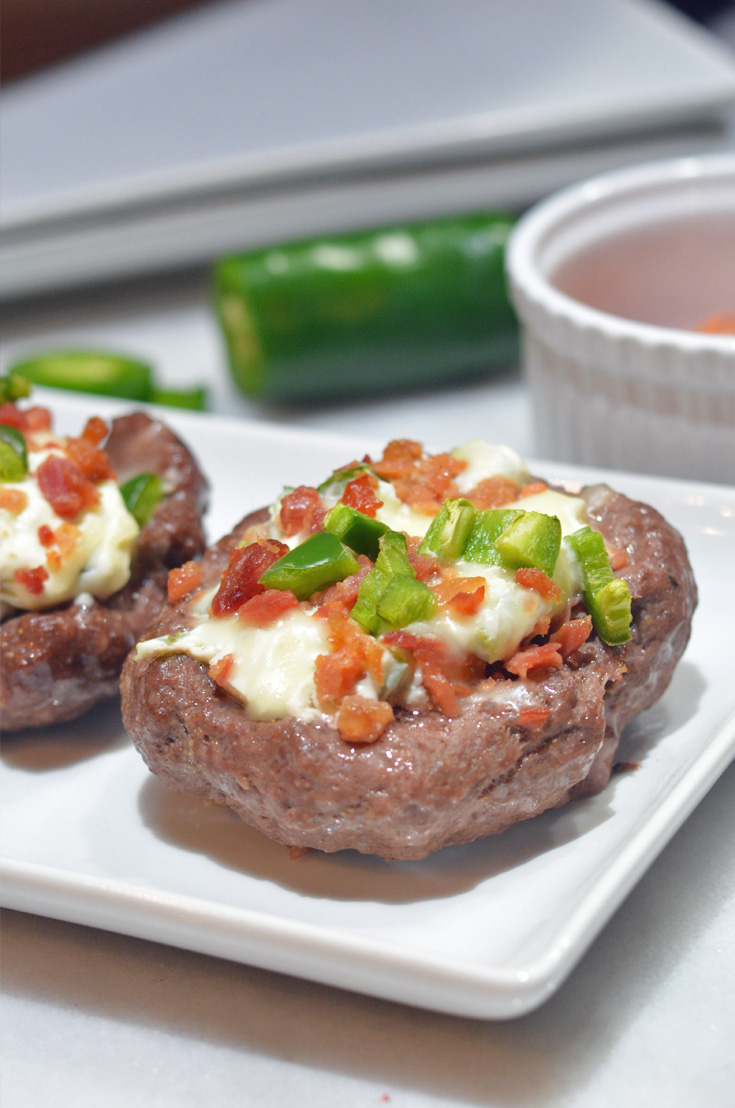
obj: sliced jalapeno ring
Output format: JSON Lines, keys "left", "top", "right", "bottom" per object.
{"left": 9, "top": 351, "right": 154, "bottom": 400}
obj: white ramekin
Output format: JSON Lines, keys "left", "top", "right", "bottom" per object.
{"left": 506, "top": 154, "right": 735, "bottom": 485}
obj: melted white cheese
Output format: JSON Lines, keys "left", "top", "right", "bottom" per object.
{"left": 406, "top": 485, "right": 588, "bottom": 666}
{"left": 139, "top": 607, "right": 330, "bottom": 720}
{"left": 452, "top": 440, "right": 531, "bottom": 490}
{"left": 0, "top": 446, "right": 139, "bottom": 610}
{"left": 137, "top": 600, "right": 407, "bottom": 721}
{"left": 140, "top": 445, "right": 590, "bottom": 722}
{"left": 373, "top": 478, "right": 433, "bottom": 537}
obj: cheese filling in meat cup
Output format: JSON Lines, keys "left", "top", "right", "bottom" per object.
{"left": 121, "top": 439, "right": 696, "bottom": 861}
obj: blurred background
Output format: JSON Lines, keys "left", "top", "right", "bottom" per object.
{"left": 2, "top": 0, "right": 734, "bottom": 83}
{"left": 1, "top": 0, "right": 734, "bottom": 454}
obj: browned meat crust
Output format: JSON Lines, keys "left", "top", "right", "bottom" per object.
{"left": 121, "top": 486, "right": 696, "bottom": 860}
{"left": 1, "top": 412, "right": 208, "bottom": 731}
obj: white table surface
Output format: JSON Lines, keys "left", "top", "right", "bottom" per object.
{"left": 3, "top": 6, "right": 735, "bottom": 1103}
{"left": 2, "top": 260, "right": 735, "bottom": 1108}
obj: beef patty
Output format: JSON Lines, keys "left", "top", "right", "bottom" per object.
{"left": 1, "top": 411, "right": 208, "bottom": 731}
{"left": 121, "top": 481, "right": 695, "bottom": 860}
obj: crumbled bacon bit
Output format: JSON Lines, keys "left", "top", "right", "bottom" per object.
{"left": 0, "top": 403, "right": 52, "bottom": 433}
{"left": 36, "top": 454, "right": 99, "bottom": 519}
{"left": 336, "top": 695, "right": 394, "bottom": 743}
{"left": 279, "top": 485, "right": 325, "bottom": 537}
{"left": 312, "top": 556, "right": 372, "bottom": 609}
{"left": 209, "top": 653, "right": 235, "bottom": 687}
{"left": 340, "top": 472, "right": 383, "bottom": 517}
{"left": 465, "top": 475, "right": 520, "bottom": 509}
{"left": 550, "top": 615, "right": 593, "bottom": 658}
{"left": 400, "top": 452, "right": 466, "bottom": 514}
{"left": 383, "top": 630, "right": 484, "bottom": 716}
{"left": 514, "top": 566, "right": 562, "bottom": 603}
{"left": 405, "top": 535, "right": 442, "bottom": 583}
{"left": 517, "top": 707, "right": 550, "bottom": 729}
{"left": 66, "top": 417, "right": 115, "bottom": 482}
{"left": 314, "top": 647, "right": 364, "bottom": 707}
{"left": 504, "top": 641, "right": 563, "bottom": 679}
{"left": 371, "top": 440, "right": 466, "bottom": 515}
{"left": 210, "top": 539, "right": 287, "bottom": 617}
{"left": 55, "top": 522, "right": 79, "bottom": 557}
{"left": 237, "top": 588, "right": 300, "bottom": 627}
{"left": 289, "top": 845, "right": 310, "bottom": 860}
{"left": 314, "top": 602, "right": 386, "bottom": 709}
{"left": 167, "top": 560, "right": 203, "bottom": 602}
{"left": 520, "top": 480, "right": 548, "bottom": 498}
{"left": 14, "top": 565, "right": 49, "bottom": 596}
{"left": 606, "top": 543, "right": 629, "bottom": 570}
{"left": 0, "top": 488, "right": 28, "bottom": 512}
{"left": 370, "top": 439, "right": 423, "bottom": 479}
{"left": 41, "top": 521, "right": 80, "bottom": 571}
{"left": 433, "top": 574, "right": 486, "bottom": 618}
{"left": 529, "top": 614, "right": 551, "bottom": 639}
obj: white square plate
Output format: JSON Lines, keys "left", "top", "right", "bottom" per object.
{"left": 2, "top": 394, "right": 734, "bottom": 1018}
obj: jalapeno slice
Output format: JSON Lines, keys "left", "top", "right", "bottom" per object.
{"left": 0, "top": 374, "right": 32, "bottom": 404}
{"left": 120, "top": 472, "right": 164, "bottom": 527}
{"left": 568, "top": 526, "right": 632, "bottom": 645}
{"left": 9, "top": 351, "right": 154, "bottom": 400}
{"left": 419, "top": 498, "right": 476, "bottom": 561}
{"left": 493, "top": 511, "right": 562, "bottom": 579}
{"left": 258, "top": 530, "right": 359, "bottom": 600}
{"left": 323, "top": 502, "right": 388, "bottom": 561}
{"left": 352, "top": 531, "right": 435, "bottom": 635}
{"left": 0, "top": 425, "right": 28, "bottom": 482}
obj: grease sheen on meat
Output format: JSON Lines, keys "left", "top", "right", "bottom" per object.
{"left": 121, "top": 448, "right": 695, "bottom": 861}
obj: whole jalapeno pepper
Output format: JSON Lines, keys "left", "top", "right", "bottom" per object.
{"left": 213, "top": 212, "right": 518, "bottom": 403}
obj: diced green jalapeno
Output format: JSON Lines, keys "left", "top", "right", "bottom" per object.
{"left": 9, "top": 351, "right": 154, "bottom": 400}
{"left": 374, "top": 530, "right": 414, "bottom": 577}
{"left": 352, "top": 531, "right": 434, "bottom": 635}
{"left": 323, "top": 501, "right": 388, "bottom": 561}
{"left": 419, "top": 498, "right": 475, "bottom": 560}
{"left": 259, "top": 530, "right": 359, "bottom": 600}
{"left": 317, "top": 462, "right": 375, "bottom": 498}
{"left": 567, "top": 527, "right": 615, "bottom": 592}
{"left": 0, "top": 425, "right": 28, "bottom": 482}
{"left": 351, "top": 573, "right": 391, "bottom": 636}
{"left": 0, "top": 374, "right": 32, "bottom": 404}
{"left": 376, "top": 575, "right": 436, "bottom": 627}
{"left": 493, "top": 511, "right": 562, "bottom": 578}
{"left": 567, "top": 526, "right": 632, "bottom": 645}
{"left": 120, "top": 472, "right": 164, "bottom": 526}
{"left": 586, "top": 578, "right": 633, "bottom": 646}
{"left": 462, "top": 508, "right": 523, "bottom": 565}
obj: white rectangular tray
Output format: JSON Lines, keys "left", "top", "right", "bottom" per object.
{"left": 2, "top": 0, "right": 734, "bottom": 297}
{"left": 2, "top": 396, "right": 734, "bottom": 1018}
